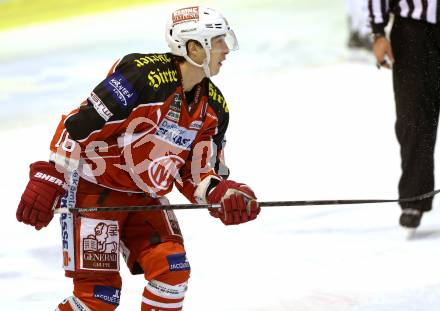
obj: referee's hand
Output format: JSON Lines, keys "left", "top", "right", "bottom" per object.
{"left": 373, "top": 36, "right": 394, "bottom": 69}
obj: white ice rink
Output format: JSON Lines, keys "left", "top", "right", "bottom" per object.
{"left": 1, "top": 0, "right": 440, "bottom": 310}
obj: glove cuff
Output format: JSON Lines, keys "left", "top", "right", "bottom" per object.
{"left": 207, "top": 180, "right": 244, "bottom": 204}
{"left": 193, "top": 175, "right": 221, "bottom": 204}
{"left": 29, "top": 161, "right": 66, "bottom": 192}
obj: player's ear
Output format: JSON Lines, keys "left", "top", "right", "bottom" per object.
{"left": 187, "top": 41, "right": 205, "bottom": 62}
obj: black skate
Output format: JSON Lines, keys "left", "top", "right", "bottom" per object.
{"left": 399, "top": 209, "right": 423, "bottom": 229}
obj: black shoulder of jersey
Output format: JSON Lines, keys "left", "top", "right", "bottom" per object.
{"left": 117, "top": 53, "right": 181, "bottom": 102}
{"left": 65, "top": 53, "right": 182, "bottom": 141}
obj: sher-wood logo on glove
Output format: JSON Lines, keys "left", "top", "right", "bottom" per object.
{"left": 34, "top": 172, "right": 65, "bottom": 187}
{"left": 16, "top": 161, "right": 67, "bottom": 230}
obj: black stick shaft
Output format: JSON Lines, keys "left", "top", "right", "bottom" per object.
{"left": 55, "top": 189, "right": 440, "bottom": 214}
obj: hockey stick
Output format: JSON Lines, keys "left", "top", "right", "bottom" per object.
{"left": 54, "top": 188, "right": 440, "bottom": 214}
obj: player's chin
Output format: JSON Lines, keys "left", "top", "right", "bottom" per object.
{"left": 210, "top": 65, "right": 221, "bottom": 76}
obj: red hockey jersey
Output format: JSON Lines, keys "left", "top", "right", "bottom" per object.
{"left": 49, "top": 53, "right": 229, "bottom": 203}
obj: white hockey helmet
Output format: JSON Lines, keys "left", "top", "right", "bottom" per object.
{"left": 165, "top": 6, "right": 238, "bottom": 77}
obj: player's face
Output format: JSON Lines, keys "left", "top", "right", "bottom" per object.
{"left": 208, "top": 35, "right": 230, "bottom": 76}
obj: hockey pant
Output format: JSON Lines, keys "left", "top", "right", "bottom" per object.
{"left": 56, "top": 179, "right": 190, "bottom": 310}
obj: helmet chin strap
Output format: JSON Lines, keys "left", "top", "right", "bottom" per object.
{"left": 202, "top": 59, "right": 211, "bottom": 78}
{"left": 183, "top": 47, "right": 212, "bottom": 78}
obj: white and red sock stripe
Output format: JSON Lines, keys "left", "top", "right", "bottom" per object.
{"left": 141, "top": 280, "right": 187, "bottom": 311}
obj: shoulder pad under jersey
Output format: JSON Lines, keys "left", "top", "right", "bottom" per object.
{"left": 122, "top": 53, "right": 181, "bottom": 102}
{"left": 65, "top": 53, "right": 181, "bottom": 141}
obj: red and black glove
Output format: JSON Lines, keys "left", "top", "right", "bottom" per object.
{"left": 207, "top": 180, "right": 260, "bottom": 225}
{"left": 16, "top": 161, "right": 66, "bottom": 230}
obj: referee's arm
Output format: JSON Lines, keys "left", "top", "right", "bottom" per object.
{"left": 368, "top": 0, "right": 394, "bottom": 69}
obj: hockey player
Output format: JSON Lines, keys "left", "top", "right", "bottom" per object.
{"left": 16, "top": 6, "right": 260, "bottom": 310}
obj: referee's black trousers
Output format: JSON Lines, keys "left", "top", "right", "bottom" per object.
{"left": 391, "top": 16, "right": 440, "bottom": 211}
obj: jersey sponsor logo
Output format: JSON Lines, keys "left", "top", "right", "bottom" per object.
{"left": 209, "top": 82, "right": 228, "bottom": 112}
{"left": 148, "top": 155, "right": 185, "bottom": 190}
{"left": 156, "top": 119, "right": 197, "bottom": 150}
{"left": 89, "top": 92, "right": 113, "bottom": 121}
{"left": 166, "top": 253, "right": 190, "bottom": 272}
{"left": 166, "top": 94, "right": 182, "bottom": 122}
{"left": 60, "top": 213, "right": 75, "bottom": 271}
{"left": 105, "top": 72, "right": 137, "bottom": 108}
{"left": 172, "top": 6, "right": 199, "bottom": 24}
{"left": 148, "top": 68, "right": 178, "bottom": 90}
{"left": 171, "top": 93, "right": 182, "bottom": 111}
{"left": 155, "top": 119, "right": 197, "bottom": 150}
{"left": 206, "top": 112, "right": 218, "bottom": 121}
{"left": 134, "top": 54, "right": 172, "bottom": 68}
{"left": 165, "top": 110, "right": 180, "bottom": 122}
{"left": 189, "top": 120, "right": 203, "bottom": 130}
{"left": 34, "top": 172, "right": 64, "bottom": 187}
{"left": 93, "top": 285, "right": 121, "bottom": 306}
{"left": 80, "top": 218, "right": 119, "bottom": 271}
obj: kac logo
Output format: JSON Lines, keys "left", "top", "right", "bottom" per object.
{"left": 148, "top": 155, "right": 184, "bottom": 190}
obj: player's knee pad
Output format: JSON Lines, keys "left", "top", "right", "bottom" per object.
{"left": 138, "top": 241, "right": 191, "bottom": 282}
{"left": 138, "top": 241, "right": 190, "bottom": 310}
{"left": 56, "top": 296, "right": 91, "bottom": 311}
{"left": 72, "top": 274, "right": 122, "bottom": 311}
{"left": 142, "top": 279, "right": 188, "bottom": 311}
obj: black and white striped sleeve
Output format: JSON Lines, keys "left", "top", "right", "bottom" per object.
{"left": 368, "top": 0, "right": 390, "bottom": 34}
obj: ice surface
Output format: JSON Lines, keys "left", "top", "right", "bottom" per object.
{"left": 1, "top": 1, "right": 440, "bottom": 310}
